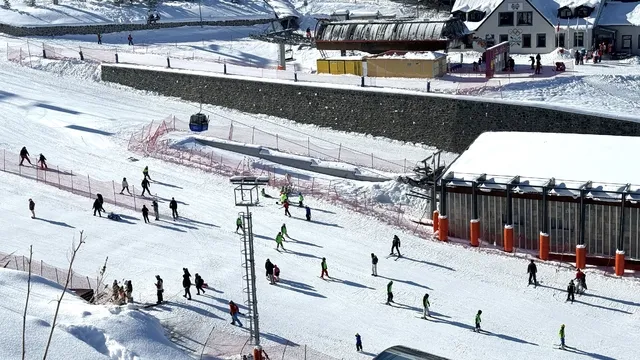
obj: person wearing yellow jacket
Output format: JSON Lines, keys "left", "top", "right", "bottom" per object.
{"left": 559, "top": 324, "right": 566, "bottom": 350}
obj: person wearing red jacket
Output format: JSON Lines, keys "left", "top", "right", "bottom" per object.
{"left": 576, "top": 269, "right": 587, "bottom": 290}
{"left": 229, "top": 301, "right": 243, "bottom": 326}
{"left": 283, "top": 200, "right": 291, "bottom": 217}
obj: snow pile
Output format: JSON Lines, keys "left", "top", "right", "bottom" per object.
{"left": 377, "top": 51, "right": 446, "bottom": 60}
{"left": 621, "top": 56, "right": 640, "bottom": 65}
{"left": 0, "top": 268, "right": 190, "bottom": 360}
{"left": 30, "top": 59, "right": 102, "bottom": 82}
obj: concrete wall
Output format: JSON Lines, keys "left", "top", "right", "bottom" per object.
{"left": 0, "top": 18, "right": 272, "bottom": 37}
{"left": 100, "top": 64, "right": 640, "bottom": 154}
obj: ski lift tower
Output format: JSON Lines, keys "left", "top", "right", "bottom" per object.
{"left": 230, "top": 175, "right": 269, "bottom": 360}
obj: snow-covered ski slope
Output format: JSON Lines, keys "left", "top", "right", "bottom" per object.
{"left": 0, "top": 60, "right": 639, "bottom": 360}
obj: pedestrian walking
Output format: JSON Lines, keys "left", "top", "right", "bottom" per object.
{"left": 305, "top": 205, "right": 311, "bottom": 221}
{"left": 566, "top": 280, "right": 576, "bottom": 303}
{"left": 152, "top": 199, "right": 159, "bottom": 220}
{"left": 559, "top": 324, "right": 566, "bottom": 349}
{"left": 93, "top": 198, "right": 103, "bottom": 217}
{"left": 528, "top": 260, "right": 538, "bottom": 286}
{"left": 97, "top": 33, "right": 102, "bottom": 44}
{"left": 320, "top": 257, "right": 329, "bottom": 279}
{"left": 28, "top": 198, "right": 35, "bottom": 219}
{"left": 236, "top": 216, "right": 243, "bottom": 233}
{"left": 371, "top": 253, "right": 378, "bottom": 276}
{"left": 422, "top": 293, "right": 430, "bottom": 319}
{"left": 141, "top": 178, "right": 151, "bottom": 197}
{"left": 128, "top": 34, "right": 134, "bottom": 46}
{"left": 19, "top": 146, "right": 31, "bottom": 166}
{"left": 386, "top": 281, "right": 394, "bottom": 305}
{"left": 390, "top": 235, "right": 401, "bottom": 256}
{"left": 355, "top": 333, "right": 362, "bottom": 352}
{"left": 283, "top": 200, "right": 291, "bottom": 217}
{"left": 182, "top": 268, "right": 192, "bottom": 300}
{"left": 170, "top": 197, "right": 178, "bottom": 220}
{"left": 275, "top": 232, "right": 285, "bottom": 251}
{"left": 37, "top": 154, "right": 47, "bottom": 170}
{"left": 142, "top": 205, "right": 150, "bottom": 223}
{"left": 195, "top": 273, "right": 206, "bottom": 295}
{"left": 474, "top": 310, "right": 482, "bottom": 332}
{"left": 155, "top": 275, "right": 164, "bottom": 304}
{"left": 265, "top": 259, "right": 275, "bottom": 284}
{"left": 120, "top": 177, "right": 131, "bottom": 195}
{"left": 229, "top": 301, "right": 243, "bottom": 326}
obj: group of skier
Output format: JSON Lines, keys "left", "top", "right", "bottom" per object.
{"left": 19, "top": 146, "right": 47, "bottom": 169}
{"left": 111, "top": 279, "right": 134, "bottom": 305}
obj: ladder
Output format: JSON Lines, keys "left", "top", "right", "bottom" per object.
{"left": 240, "top": 211, "right": 259, "bottom": 345}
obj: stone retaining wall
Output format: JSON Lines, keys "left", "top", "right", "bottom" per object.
{"left": 0, "top": 18, "right": 272, "bottom": 37}
{"left": 101, "top": 65, "right": 640, "bottom": 153}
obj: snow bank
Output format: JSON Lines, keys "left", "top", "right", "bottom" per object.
{"left": 377, "top": 51, "right": 446, "bottom": 60}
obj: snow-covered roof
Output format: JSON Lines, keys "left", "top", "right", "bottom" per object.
{"left": 529, "top": 0, "right": 601, "bottom": 28}
{"left": 264, "top": 0, "right": 300, "bottom": 20}
{"left": 376, "top": 51, "right": 447, "bottom": 60}
{"left": 597, "top": 1, "right": 640, "bottom": 26}
{"left": 452, "top": 0, "right": 503, "bottom": 14}
{"left": 446, "top": 132, "right": 640, "bottom": 197}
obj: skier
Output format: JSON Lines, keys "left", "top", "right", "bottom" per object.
{"left": 566, "top": 280, "right": 576, "bottom": 303}
{"left": 273, "top": 264, "right": 280, "bottom": 282}
{"left": 474, "top": 310, "right": 482, "bottom": 332}
{"left": 37, "top": 154, "right": 48, "bottom": 170}
{"left": 19, "top": 146, "right": 31, "bottom": 166}
{"left": 125, "top": 280, "right": 133, "bottom": 303}
{"left": 97, "top": 33, "right": 102, "bottom": 45}
{"left": 265, "top": 259, "right": 275, "bottom": 284}
{"left": 283, "top": 200, "right": 291, "bottom": 217}
{"left": 422, "top": 293, "right": 430, "bottom": 319}
{"left": 97, "top": 194, "right": 105, "bottom": 210}
{"left": 155, "top": 275, "right": 164, "bottom": 304}
{"left": 390, "top": 235, "right": 401, "bottom": 256}
{"left": 169, "top": 197, "right": 178, "bottom": 220}
{"left": 93, "top": 197, "right": 104, "bottom": 217}
{"left": 386, "top": 281, "right": 394, "bottom": 305}
{"left": 28, "top": 198, "right": 36, "bottom": 219}
{"left": 355, "top": 333, "right": 362, "bottom": 352}
{"left": 229, "top": 301, "right": 243, "bottom": 326}
{"left": 128, "top": 33, "right": 134, "bottom": 46}
{"left": 305, "top": 205, "right": 311, "bottom": 221}
{"left": 120, "top": 177, "right": 131, "bottom": 195}
{"left": 141, "top": 178, "right": 151, "bottom": 197}
{"left": 298, "top": 192, "right": 304, "bottom": 207}
{"left": 142, "top": 205, "right": 150, "bottom": 223}
{"left": 281, "top": 223, "right": 289, "bottom": 239}
{"left": 559, "top": 324, "right": 566, "bottom": 350}
{"left": 320, "top": 257, "right": 329, "bottom": 279}
{"left": 527, "top": 259, "right": 538, "bottom": 286}
{"left": 275, "top": 232, "right": 285, "bottom": 251}
{"left": 182, "top": 268, "right": 192, "bottom": 300}
{"left": 142, "top": 166, "right": 151, "bottom": 180}
{"left": 575, "top": 269, "right": 587, "bottom": 291}
{"left": 236, "top": 217, "right": 243, "bottom": 233}
{"left": 280, "top": 192, "right": 288, "bottom": 204}
{"left": 152, "top": 199, "right": 159, "bottom": 220}
{"left": 371, "top": 253, "right": 378, "bottom": 276}
{"left": 195, "top": 273, "right": 206, "bottom": 295}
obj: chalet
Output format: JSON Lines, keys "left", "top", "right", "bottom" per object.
{"left": 596, "top": 1, "right": 640, "bottom": 55}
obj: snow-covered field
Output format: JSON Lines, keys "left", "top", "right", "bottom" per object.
{"left": 0, "top": 42, "right": 640, "bottom": 360}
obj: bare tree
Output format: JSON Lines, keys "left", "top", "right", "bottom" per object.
{"left": 22, "top": 245, "right": 33, "bottom": 360}
{"left": 91, "top": 256, "right": 108, "bottom": 304}
{"left": 42, "top": 231, "right": 85, "bottom": 360}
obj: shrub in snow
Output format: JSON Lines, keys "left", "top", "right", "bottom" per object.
{"left": 2, "top": 0, "right": 10, "bottom": 9}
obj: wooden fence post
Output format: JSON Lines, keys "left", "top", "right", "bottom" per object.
{"left": 112, "top": 180, "right": 117, "bottom": 206}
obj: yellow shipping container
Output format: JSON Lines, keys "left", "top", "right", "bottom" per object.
{"left": 316, "top": 57, "right": 363, "bottom": 76}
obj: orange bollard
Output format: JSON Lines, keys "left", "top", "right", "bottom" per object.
{"left": 575, "top": 244, "right": 586, "bottom": 269}
{"left": 432, "top": 210, "right": 440, "bottom": 233}
{"left": 253, "top": 346, "right": 263, "bottom": 360}
{"left": 438, "top": 215, "right": 448, "bottom": 242}
{"left": 615, "top": 250, "right": 625, "bottom": 276}
{"left": 503, "top": 225, "right": 513, "bottom": 253}
{"left": 539, "top": 232, "right": 550, "bottom": 260}
{"left": 470, "top": 219, "right": 480, "bottom": 247}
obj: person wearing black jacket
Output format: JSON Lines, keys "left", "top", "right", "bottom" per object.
{"left": 93, "top": 198, "right": 103, "bottom": 217}
{"left": 170, "top": 198, "right": 178, "bottom": 220}
{"left": 390, "top": 235, "right": 401, "bottom": 256}
{"left": 566, "top": 280, "right": 576, "bottom": 303}
{"left": 195, "top": 273, "right": 205, "bottom": 295}
{"left": 141, "top": 178, "right": 151, "bottom": 197}
{"left": 265, "top": 259, "right": 275, "bottom": 284}
{"left": 152, "top": 200, "right": 159, "bottom": 220}
{"left": 182, "top": 268, "right": 192, "bottom": 300}
{"left": 29, "top": 198, "right": 36, "bottom": 219}
{"left": 142, "top": 205, "right": 150, "bottom": 223}
{"left": 527, "top": 260, "right": 538, "bottom": 286}
{"left": 19, "top": 146, "right": 31, "bottom": 166}
{"left": 371, "top": 253, "right": 378, "bottom": 276}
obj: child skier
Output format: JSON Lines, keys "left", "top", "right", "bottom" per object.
{"left": 422, "top": 293, "right": 430, "bottom": 319}
{"left": 229, "top": 301, "right": 243, "bottom": 326}
{"left": 281, "top": 223, "right": 289, "bottom": 239}
{"left": 195, "top": 273, "right": 206, "bottom": 295}
{"left": 298, "top": 192, "right": 304, "bottom": 207}
{"left": 386, "top": 281, "right": 394, "bottom": 305}
{"left": 142, "top": 166, "right": 151, "bottom": 180}
{"left": 355, "top": 333, "right": 362, "bottom": 352}
{"left": 566, "top": 280, "right": 576, "bottom": 303}
{"left": 275, "top": 232, "right": 285, "bottom": 251}
{"left": 38, "top": 154, "right": 47, "bottom": 170}
{"left": 474, "top": 310, "right": 482, "bottom": 332}
{"left": 320, "top": 258, "right": 329, "bottom": 279}
{"left": 559, "top": 324, "right": 566, "bottom": 349}
{"left": 236, "top": 217, "right": 243, "bottom": 233}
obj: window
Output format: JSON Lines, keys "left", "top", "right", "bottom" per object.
{"left": 573, "top": 32, "right": 584, "bottom": 47}
{"left": 555, "top": 33, "right": 565, "bottom": 48}
{"left": 499, "top": 34, "right": 509, "bottom": 43}
{"left": 558, "top": 7, "right": 573, "bottom": 19}
{"left": 622, "top": 35, "right": 632, "bottom": 49}
{"left": 576, "top": 6, "right": 593, "bottom": 18}
{"left": 485, "top": 34, "right": 495, "bottom": 48}
{"left": 467, "top": 10, "right": 485, "bottom": 22}
{"left": 537, "top": 33, "right": 547, "bottom": 48}
{"left": 452, "top": 11, "right": 466, "bottom": 21}
{"left": 498, "top": 12, "right": 514, "bottom": 27}
{"left": 517, "top": 11, "right": 533, "bottom": 26}
{"left": 522, "top": 34, "right": 532, "bottom": 48}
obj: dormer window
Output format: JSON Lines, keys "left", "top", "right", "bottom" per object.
{"left": 452, "top": 11, "right": 467, "bottom": 21}
{"left": 467, "top": 10, "right": 485, "bottom": 22}
{"left": 576, "top": 6, "right": 594, "bottom": 18}
{"left": 558, "top": 7, "right": 573, "bottom": 19}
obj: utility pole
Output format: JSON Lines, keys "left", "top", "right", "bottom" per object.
{"left": 199, "top": 0, "right": 203, "bottom": 27}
